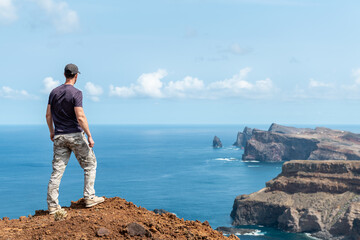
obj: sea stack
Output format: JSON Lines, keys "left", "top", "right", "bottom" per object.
{"left": 231, "top": 160, "right": 360, "bottom": 239}
{"left": 213, "top": 136, "right": 223, "bottom": 148}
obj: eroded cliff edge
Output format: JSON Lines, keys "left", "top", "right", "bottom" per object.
{"left": 242, "top": 123, "right": 360, "bottom": 162}
{"left": 0, "top": 197, "right": 239, "bottom": 240}
{"left": 231, "top": 160, "right": 360, "bottom": 240}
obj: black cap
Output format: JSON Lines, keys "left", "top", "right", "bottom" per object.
{"left": 64, "top": 63, "right": 80, "bottom": 75}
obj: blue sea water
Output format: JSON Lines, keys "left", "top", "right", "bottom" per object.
{"left": 1, "top": 124, "right": 360, "bottom": 239}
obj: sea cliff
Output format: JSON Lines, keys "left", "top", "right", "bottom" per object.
{"left": 231, "top": 160, "right": 360, "bottom": 239}
{"left": 241, "top": 123, "right": 360, "bottom": 162}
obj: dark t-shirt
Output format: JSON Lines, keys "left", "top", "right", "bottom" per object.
{"left": 48, "top": 84, "right": 83, "bottom": 135}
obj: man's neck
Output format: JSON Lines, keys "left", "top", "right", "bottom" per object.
{"left": 65, "top": 80, "right": 75, "bottom": 85}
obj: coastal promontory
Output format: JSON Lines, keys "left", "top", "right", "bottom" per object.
{"left": 231, "top": 160, "right": 360, "bottom": 239}
{"left": 242, "top": 123, "right": 360, "bottom": 162}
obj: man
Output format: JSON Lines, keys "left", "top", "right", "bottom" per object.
{"left": 46, "top": 63, "right": 104, "bottom": 214}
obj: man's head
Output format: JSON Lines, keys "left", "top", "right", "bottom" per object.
{"left": 64, "top": 63, "right": 81, "bottom": 80}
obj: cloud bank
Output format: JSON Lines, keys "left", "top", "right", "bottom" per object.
{"left": 110, "top": 68, "right": 275, "bottom": 99}
{"left": 292, "top": 68, "right": 360, "bottom": 100}
{"left": 0, "top": 86, "right": 37, "bottom": 99}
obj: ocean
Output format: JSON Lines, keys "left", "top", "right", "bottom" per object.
{"left": 1, "top": 124, "right": 360, "bottom": 239}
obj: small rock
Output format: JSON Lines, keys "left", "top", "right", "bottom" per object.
{"left": 127, "top": 222, "right": 149, "bottom": 237}
{"left": 19, "top": 216, "right": 27, "bottom": 221}
{"left": 213, "top": 136, "right": 223, "bottom": 148}
{"left": 2, "top": 217, "right": 9, "bottom": 221}
{"left": 228, "top": 234, "right": 240, "bottom": 240}
{"left": 54, "top": 209, "right": 67, "bottom": 221}
{"left": 153, "top": 209, "right": 169, "bottom": 215}
{"left": 96, "top": 227, "right": 110, "bottom": 237}
{"left": 203, "top": 221, "right": 210, "bottom": 226}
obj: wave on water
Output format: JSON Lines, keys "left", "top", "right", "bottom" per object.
{"left": 242, "top": 229, "right": 266, "bottom": 236}
{"left": 242, "top": 160, "right": 260, "bottom": 163}
{"left": 225, "top": 147, "right": 241, "bottom": 151}
{"left": 214, "top": 157, "right": 238, "bottom": 161}
{"left": 247, "top": 165, "right": 260, "bottom": 168}
{"left": 305, "top": 233, "right": 322, "bottom": 239}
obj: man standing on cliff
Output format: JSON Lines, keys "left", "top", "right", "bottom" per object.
{"left": 46, "top": 63, "right": 104, "bottom": 214}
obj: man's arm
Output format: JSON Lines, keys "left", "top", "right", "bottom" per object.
{"left": 46, "top": 104, "right": 55, "bottom": 142}
{"left": 74, "top": 107, "right": 95, "bottom": 148}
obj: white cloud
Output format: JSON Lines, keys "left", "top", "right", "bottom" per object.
{"left": 0, "top": 0, "right": 17, "bottom": 23}
{"left": 110, "top": 69, "right": 167, "bottom": 98}
{"left": 209, "top": 67, "right": 253, "bottom": 90}
{"left": 208, "top": 68, "right": 274, "bottom": 98}
{"left": 0, "top": 86, "right": 37, "bottom": 99}
{"left": 290, "top": 73, "right": 360, "bottom": 100}
{"left": 135, "top": 69, "right": 167, "bottom": 98}
{"left": 109, "top": 85, "right": 135, "bottom": 98}
{"left": 34, "top": 0, "right": 79, "bottom": 33}
{"left": 164, "top": 76, "right": 205, "bottom": 98}
{"left": 110, "top": 67, "right": 276, "bottom": 99}
{"left": 85, "top": 82, "right": 103, "bottom": 102}
{"left": 42, "top": 77, "right": 60, "bottom": 93}
{"left": 308, "top": 78, "right": 334, "bottom": 88}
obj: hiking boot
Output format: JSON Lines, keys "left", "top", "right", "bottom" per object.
{"left": 48, "top": 205, "right": 61, "bottom": 215}
{"left": 85, "top": 196, "right": 105, "bottom": 207}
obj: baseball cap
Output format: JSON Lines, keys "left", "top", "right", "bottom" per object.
{"left": 64, "top": 63, "right": 81, "bottom": 75}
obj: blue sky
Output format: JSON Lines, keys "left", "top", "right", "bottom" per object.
{"left": 1, "top": 0, "right": 360, "bottom": 125}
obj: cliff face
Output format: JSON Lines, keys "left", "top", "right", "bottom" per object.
{"left": 0, "top": 197, "right": 239, "bottom": 240}
{"left": 233, "top": 127, "right": 253, "bottom": 148}
{"left": 242, "top": 124, "right": 360, "bottom": 162}
{"left": 231, "top": 160, "right": 360, "bottom": 240}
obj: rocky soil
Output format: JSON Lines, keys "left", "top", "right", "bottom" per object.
{"left": 231, "top": 160, "right": 360, "bottom": 240}
{"left": 242, "top": 123, "right": 360, "bottom": 162}
{"left": 0, "top": 197, "right": 239, "bottom": 240}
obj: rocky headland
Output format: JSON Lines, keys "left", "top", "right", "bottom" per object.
{"left": 241, "top": 123, "right": 360, "bottom": 162}
{"left": 0, "top": 197, "right": 239, "bottom": 240}
{"left": 231, "top": 160, "right": 360, "bottom": 239}
{"left": 233, "top": 127, "right": 253, "bottom": 148}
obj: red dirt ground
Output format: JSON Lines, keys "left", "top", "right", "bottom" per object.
{"left": 0, "top": 197, "right": 239, "bottom": 240}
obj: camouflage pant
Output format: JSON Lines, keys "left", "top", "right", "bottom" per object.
{"left": 47, "top": 132, "right": 97, "bottom": 208}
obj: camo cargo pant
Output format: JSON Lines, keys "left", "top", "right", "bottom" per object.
{"left": 47, "top": 132, "right": 97, "bottom": 208}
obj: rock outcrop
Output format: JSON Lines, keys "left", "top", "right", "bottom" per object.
{"left": 216, "top": 226, "right": 256, "bottom": 235}
{"left": 231, "top": 160, "right": 360, "bottom": 239}
{"left": 242, "top": 123, "right": 360, "bottom": 162}
{"left": 0, "top": 197, "right": 239, "bottom": 240}
{"left": 213, "top": 136, "right": 223, "bottom": 148}
{"left": 233, "top": 127, "right": 253, "bottom": 148}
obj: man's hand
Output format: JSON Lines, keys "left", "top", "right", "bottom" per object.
{"left": 88, "top": 135, "right": 95, "bottom": 148}
{"left": 50, "top": 132, "right": 55, "bottom": 142}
